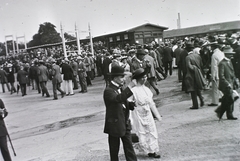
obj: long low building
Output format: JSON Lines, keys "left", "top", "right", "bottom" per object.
{"left": 92, "top": 23, "right": 168, "bottom": 48}
{"left": 163, "top": 20, "right": 240, "bottom": 40}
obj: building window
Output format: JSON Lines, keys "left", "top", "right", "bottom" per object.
{"left": 124, "top": 34, "right": 128, "bottom": 40}
{"left": 144, "top": 31, "right": 152, "bottom": 37}
{"left": 116, "top": 36, "right": 120, "bottom": 41}
{"left": 109, "top": 37, "right": 113, "bottom": 42}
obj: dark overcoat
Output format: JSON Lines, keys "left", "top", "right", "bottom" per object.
{"left": 17, "top": 69, "right": 28, "bottom": 84}
{"left": 0, "top": 99, "right": 8, "bottom": 137}
{"left": 162, "top": 46, "right": 173, "bottom": 62}
{"left": 61, "top": 63, "right": 74, "bottom": 80}
{"left": 218, "top": 58, "right": 236, "bottom": 93}
{"left": 0, "top": 69, "right": 8, "bottom": 84}
{"left": 185, "top": 52, "right": 205, "bottom": 92}
{"left": 7, "top": 67, "right": 15, "bottom": 83}
{"left": 103, "top": 83, "right": 133, "bottom": 137}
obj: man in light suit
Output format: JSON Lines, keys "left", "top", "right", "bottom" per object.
{"left": 215, "top": 48, "right": 238, "bottom": 120}
{"left": 70, "top": 57, "right": 79, "bottom": 90}
{"left": 0, "top": 99, "right": 12, "bottom": 161}
{"left": 208, "top": 41, "right": 224, "bottom": 106}
{"left": 38, "top": 60, "right": 50, "bottom": 97}
{"left": 77, "top": 56, "right": 87, "bottom": 93}
{"left": 50, "top": 59, "right": 65, "bottom": 100}
{"left": 103, "top": 65, "right": 137, "bottom": 161}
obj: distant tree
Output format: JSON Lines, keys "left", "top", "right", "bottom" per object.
{"left": 28, "top": 22, "right": 62, "bottom": 47}
{"left": 64, "top": 32, "right": 76, "bottom": 41}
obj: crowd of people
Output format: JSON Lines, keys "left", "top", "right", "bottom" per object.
{"left": 0, "top": 31, "right": 240, "bottom": 160}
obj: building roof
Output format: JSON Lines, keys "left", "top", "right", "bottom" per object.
{"left": 94, "top": 23, "right": 169, "bottom": 38}
{"left": 163, "top": 20, "right": 240, "bottom": 38}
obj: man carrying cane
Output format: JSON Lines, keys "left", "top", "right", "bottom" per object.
{"left": 0, "top": 98, "right": 12, "bottom": 161}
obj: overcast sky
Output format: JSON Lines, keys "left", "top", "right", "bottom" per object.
{"left": 0, "top": 0, "right": 239, "bottom": 43}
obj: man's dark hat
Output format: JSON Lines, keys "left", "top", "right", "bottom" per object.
{"left": 185, "top": 42, "right": 194, "bottom": 49}
{"left": 136, "top": 49, "right": 146, "bottom": 55}
{"left": 108, "top": 65, "right": 125, "bottom": 76}
{"left": 132, "top": 68, "right": 147, "bottom": 80}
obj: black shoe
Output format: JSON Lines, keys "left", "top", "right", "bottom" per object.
{"left": 234, "top": 96, "right": 239, "bottom": 101}
{"left": 70, "top": 93, "right": 75, "bottom": 96}
{"left": 190, "top": 107, "right": 198, "bottom": 109}
{"left": 66, "top": 94, "right": 70, "bottom": 96}
{"left": 82, "top": 90, "right": 87, "bottom": 93}
{"left": 53, "top": 98, "right": 58, "bottom": 100}
{"left": 214, "top": 110, "right": 221, "bottom": 120}
{"left": 200, "top": 100, "right": 204, "bottom": 107}
{"left": 46, "top": 95, "right": 50, "bottom": 98}
{"left": 227, "top": 117, "right": 238, "bottom": 120}
{"left": 61, "top": 92, "right": 66, "bottom": 98}
{"left": 148, "top": 153, "right": 161, "bottom": 158}
{"left": 79, "top": 91, "right": 83, "bottom": 93}
{"left": 156, "top": 89, "right": 159, "bottom": 95}
{"left": 208, "top": 103, "right": 218, "bottom": 106}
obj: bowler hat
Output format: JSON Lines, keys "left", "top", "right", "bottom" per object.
{"left": 108, "top": 65, "right": 125, "bottom": 76}
{"left": 132, "top": 68, "right": 147, "bottom": 80}
{"left": 185, "top": 42, "right": 194, "bottom": 49}
{"left": 223, "top": 46, "right": 235, "bottom": 54}
{"left": 136, "top": 49, "right": 146, "bottom": 55}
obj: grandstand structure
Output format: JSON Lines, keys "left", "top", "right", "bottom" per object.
{"left": 163, "top": 20, "right": 240, "bottom": 40}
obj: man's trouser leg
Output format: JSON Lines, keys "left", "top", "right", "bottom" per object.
{"left": 0, "top": 136, "right": 12, "bottom": 161}
{"left": 211, "top": 80, "right": 219, "bottom": 104}
{"left": 108, "top": 135, "right": 120, "bottom": 161}
{"left": 191, "top": 91, "right": 199, "bottom": 108}
{"left": 121, "top": 130, "right": 137, "bottom": 161}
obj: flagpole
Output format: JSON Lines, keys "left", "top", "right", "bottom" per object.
{"left": 75, "top": 23, "right": 81, "bottom": 55}
{"left": 60, "top": 22, "right": 67, "bottom": 58}
{"left": 88, "top": 23, "right": 94, "bottom": 56}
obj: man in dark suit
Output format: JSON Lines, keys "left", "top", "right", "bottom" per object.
{"left": 162, "top": 43, "right": 173, "bottom": 76}
{"left": 0, "top": 99, "right": 12, "bottom": 161}
{"left": 215, "top": 49, "right": 238, "bottom": 120}
{"left": 0, "top": 66, "right": 10, "bottom": 93}
{"left": 102, "top": 52, "right": 112, "bottom": 87}
{"left": 103, "top": 65, "right": 137, "bottom": 161}
{"left": 17, "top": 65, "right": 28, "bottom": 96}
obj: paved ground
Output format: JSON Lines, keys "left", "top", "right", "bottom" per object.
{"left": 0, "top": 69, "right": 240, "bottom": 161}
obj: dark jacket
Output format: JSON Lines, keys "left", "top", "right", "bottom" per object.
{"left": 103, "top": 83, "right": 133, "bottom": 137}
{"left": 17, "top": 69, "right": 28, "bottom": 84}
{"left": 218, "top": 58, "right": 236, "bottom": 93}
{"left": 0, "top": 69, "right": 8, "bottom": 84}
{"left": 61, "top": 63, "right": 74, "bottom": 80}
{"left": 0, "top": 99, "right": 8, "bottom": 137}
{"left": 7, "top": 67, "right": 15, "bottom": 83}
{"left": 185, "top": 52, "right": 205, "bottom": 92}
{"left": 163, "top": 46, "right": 173, "bottom": 62}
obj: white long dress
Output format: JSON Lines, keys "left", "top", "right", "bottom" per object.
{"left": 128, "top": 84, "right": 162, "bottom": 154}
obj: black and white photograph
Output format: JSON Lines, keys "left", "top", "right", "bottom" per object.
{"left": 0, "top": 0, "right": 239, "bottom": 160}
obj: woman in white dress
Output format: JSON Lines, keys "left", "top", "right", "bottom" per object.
{"left": 128, "top": 68, "right": 162, "bottom": 158}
